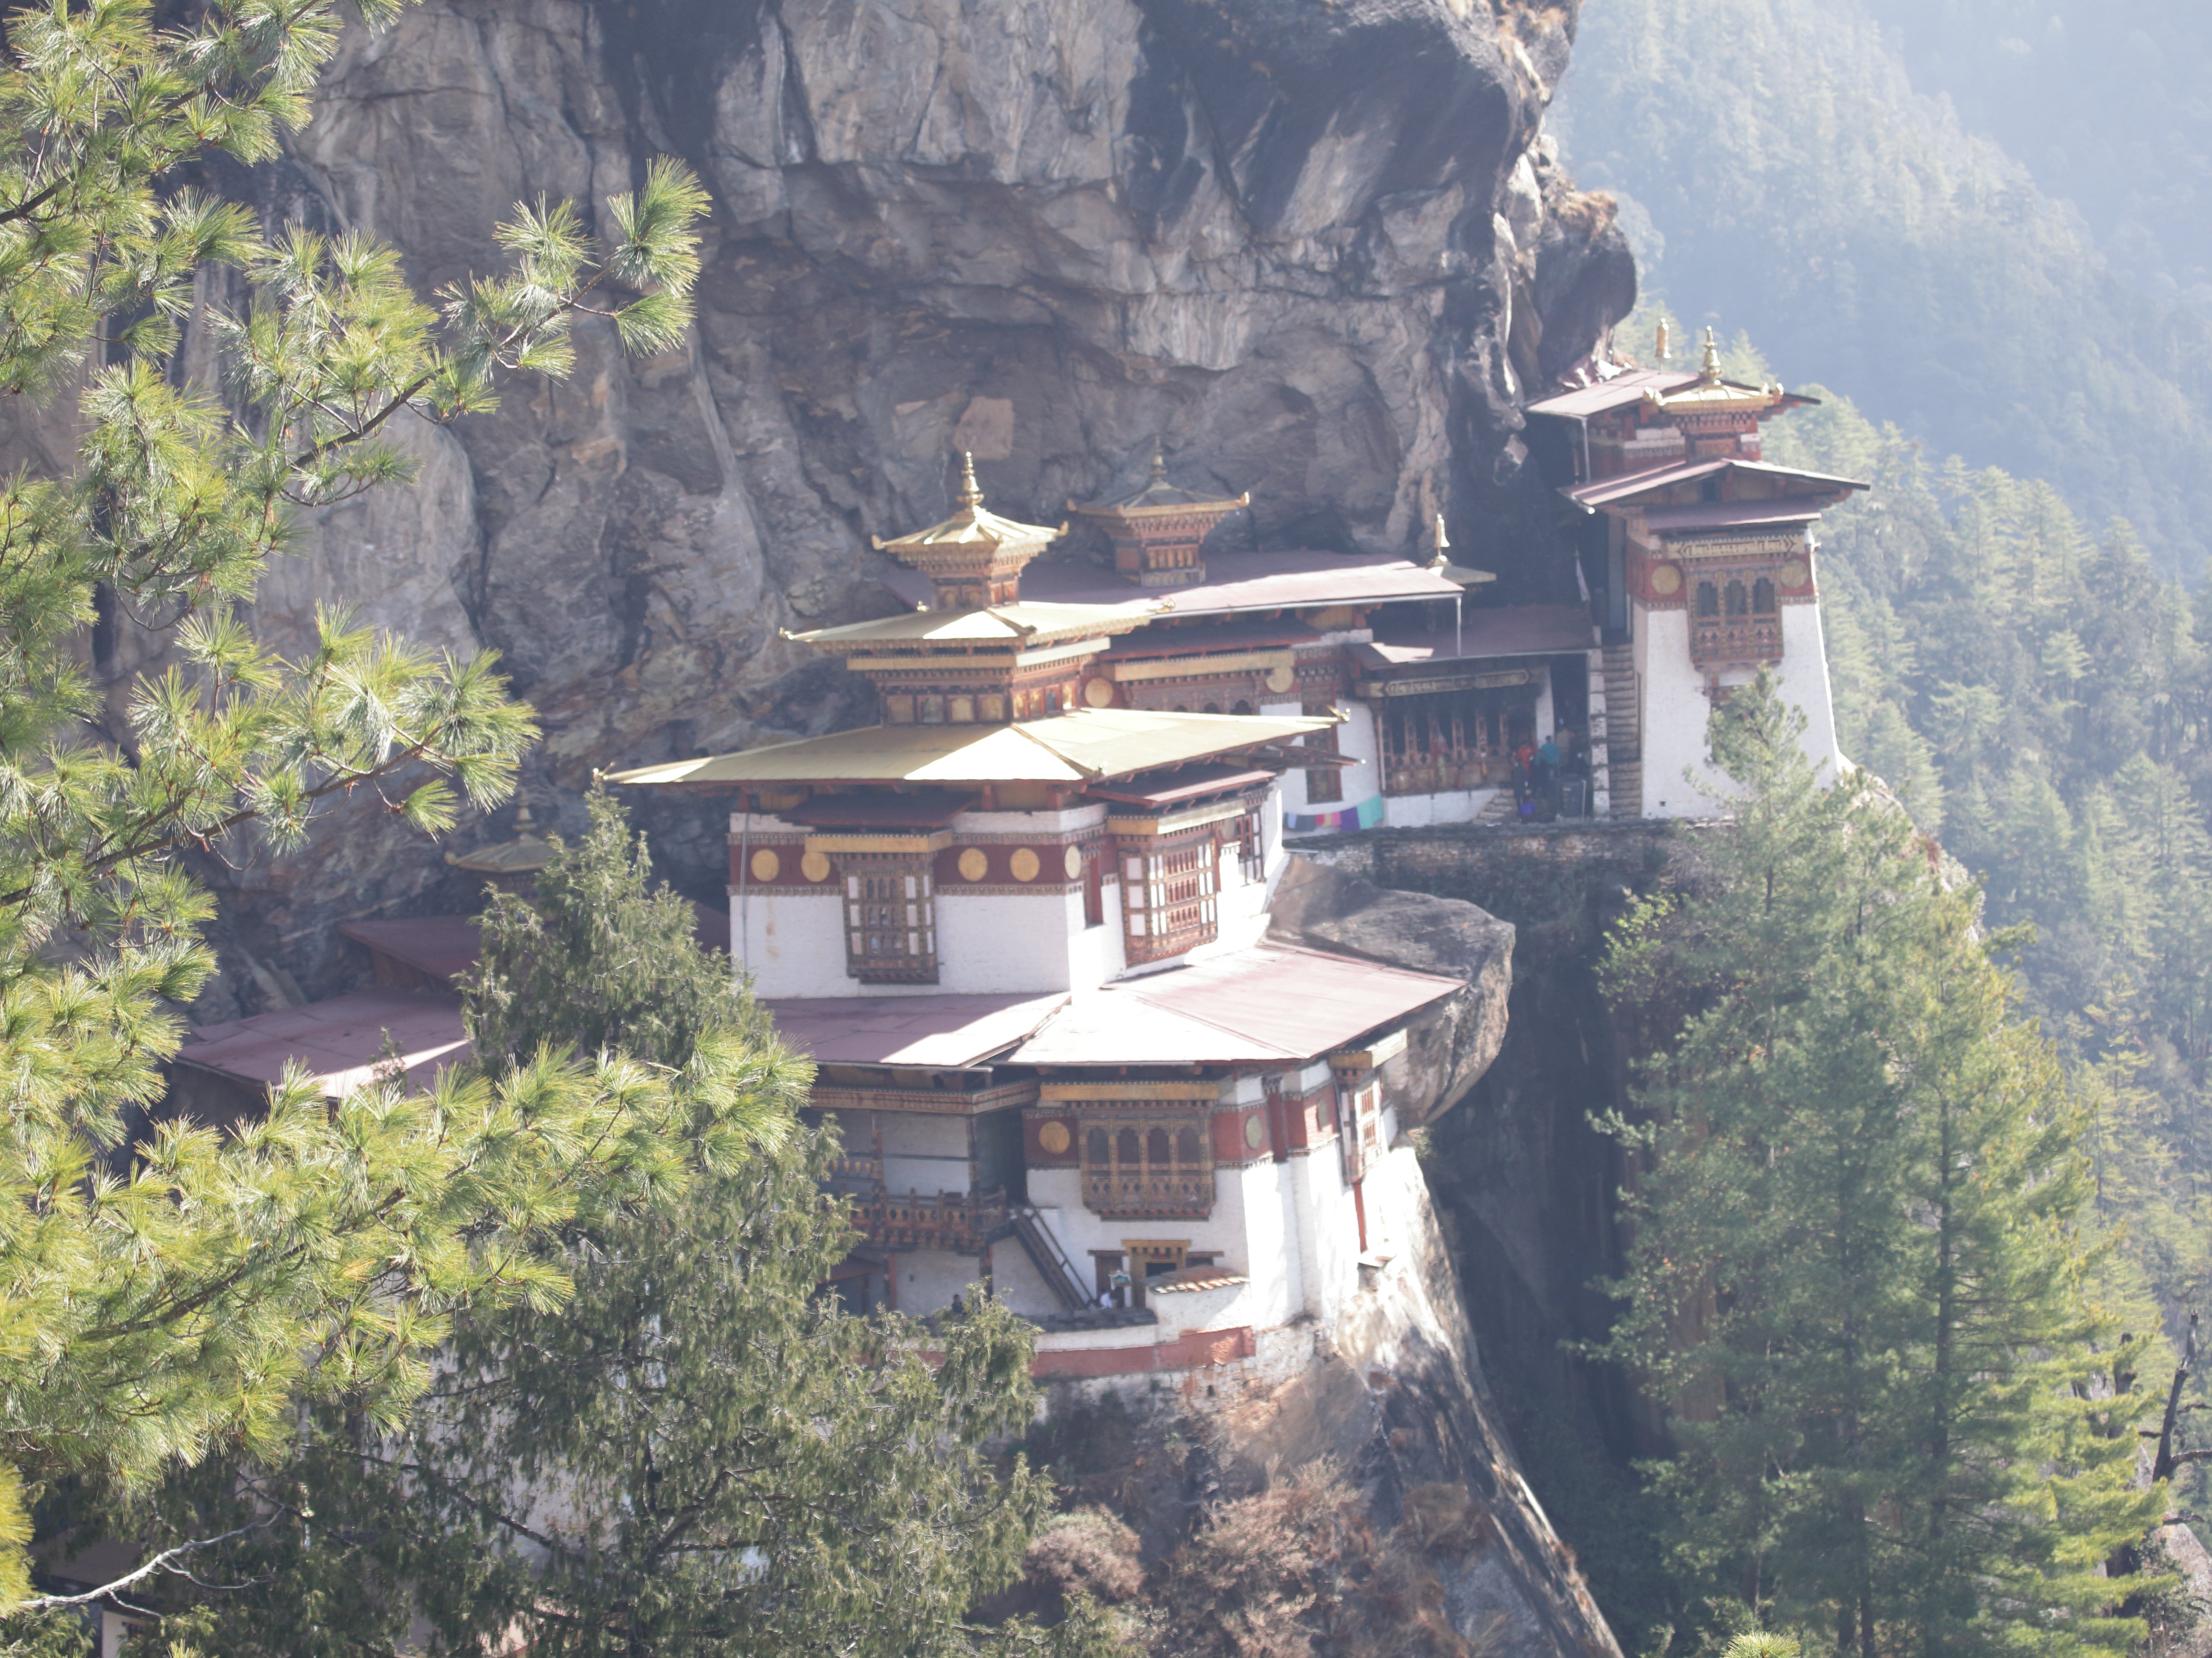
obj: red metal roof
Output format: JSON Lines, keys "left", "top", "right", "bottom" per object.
{"left": 1099, "top": 614, "right": 1323, "bottom": 660}
{"left": 177, "top": 987, "right": 471, "bottom": 1097}
{"left": 1084, "top": 766, "right": 1277, "bottom": 808}
{"left": 880, "top": 550, "right": 1459, "bottom": 617}
{"left": 763, "top": 992, "right": 1070, "bottom": 1068}
{"left": 1567, "top": 457, "right": 1868, "bottom": 510}
{"left": 1523, "top": 368, "right": 1700, "bottom": 419}
{"left": 1357, "top": 605, "right": 1594, "bottom": 669}
{"left": 1009, "top": 944, "right": 1460, "bottom": 1067}
{"left": 339, "top": 916, "right": 482, "bottom": 986}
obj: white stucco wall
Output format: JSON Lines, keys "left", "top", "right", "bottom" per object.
{"left": 727, "top": 803, "right": 1135, "bottom": 999}
{"left": 989, "top": 1238, "right": 1062, "bottom": 1318}
{"left": 1381, "top": 787, "right": 1500, "bottom": 829}
{"left": 880, "top": 1113, "right": 970, "bottom": 1197}
{"left": 891, "top": 1247, "right": 986, "bottom": 1313}
{"left": 729, "top": 887, "right": 851, "bottom": 998}
{"left": 1023, "top": 1163, "right": 1254, "bottom": 1288}
{"left": 1266, "top": 697, "right": 1382, "bottom": 823}
{"left": 1635, "top": 600, "right": 1845, "bottom": 819}
{"left": 935, "top": 888, "right": 1094, "bottom": 992}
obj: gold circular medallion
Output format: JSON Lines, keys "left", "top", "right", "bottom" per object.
{"left": 749, "top": 848, "right": 780, "bottom": 882}
{"left": 1063, "top": 845, "right": 1084, "bottom": 880}
{"left": 1649, "top": 562, "right": 1682, "bottom": 597}
{"left": 1243, "top": 1115, "right": 1265, "bottom": 1150}
{"left": 1010, "top": 847, "right": 1041, "bottom": 882}
{"left": 1780, "top": 558, "right": 1810, "bottom": 588}
{"left": 1084, "top": 676, "right": 1116, "bottom": 708}
{"left": 1265, "top": 662, "right": 1295, "bottom": 693}
{"left": 800, "top": 848, "right": 831, "bottom": 883}
{"left": 1037, "top": 1121, "right": 1071, "bottom": 1155}
{"left": 958, "top": 847, "right": 988, "bottom": 882}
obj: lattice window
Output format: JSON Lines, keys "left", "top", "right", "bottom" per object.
{"left": 1338, "top": 1078, "right": 1384, "bottom": 1184}
{"left": 1080, "top": 1113, "right": 1215, "bottom": 1218}
{"left": 1688, "top": 565, "right": 1786, "bottom": 668}
{"left": 1121, "top": 832, "right": 1218, "bottom": 964}
{"left": 1376, "top": 690, "right": 1523, "bottom": 797}
{"left": 842, "top": 859, "right": 937, "bottom": 983}
{"left": 1301, "top": 701, "right": 1343, "bottom": 803}
{"left": 1232, "top": 807, "right": 1264, "bottom": 884}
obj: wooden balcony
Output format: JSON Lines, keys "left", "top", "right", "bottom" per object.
{"left": 1081, "top": 1169, "right": 1216, "bottom": 1221}
{"left": 1689, "top": 613, "right": 1782, "bottom": 668}
{"left": 846, "top": 1186, "right": 1008, "bottom": 1251}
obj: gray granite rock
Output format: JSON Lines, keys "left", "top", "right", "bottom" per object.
{"left": 24, "top": 0, "right": 1632, "bottom": 1011}
{"left": 1267, "top": 854, "right": 1515, "bottom": 1126}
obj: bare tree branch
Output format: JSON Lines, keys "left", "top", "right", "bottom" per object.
{"left": 19, "top": 1514, "right": 284, "bottom": 1610}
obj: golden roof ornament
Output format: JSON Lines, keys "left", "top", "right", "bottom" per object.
{"left": 871, "top": 449, "right": 1065, "bottom": 610}
{"left": 446, "top": 800, "right": 554, "bottom": 877}
{"left": 1655, "top": 317, "right": 1670, "bottom": 366}
{"left": 1641, "top": 321, "right": 1787, "bottom": 418}
{"left": 1068, "top": 440, "right": 1250, "bottom": 589}
{"left": 1424, "top": 511, "right": 1496, "bottom": 588}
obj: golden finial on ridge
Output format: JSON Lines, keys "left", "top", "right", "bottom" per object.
{"left": 1700, "top": 325, "right": 1723, "bottom": 384}
{"left": 1655, "top": 317, "right": 1670, "bottom": 366}
{"left": 957, "top": 450, "right": 983, "bottom": 508}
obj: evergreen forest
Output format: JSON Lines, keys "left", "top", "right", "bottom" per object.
{"left": 1531, "top": 0, "right": 2212, "bottom": 1645}
{"left": 1551, "top": 0, "right": 2212, "bottom": 575}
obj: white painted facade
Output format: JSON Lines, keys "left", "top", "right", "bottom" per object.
{"left": 1269, "top": 697, "right": 1385, "bottom": 822}
{"left": 1631, "top": 594, "right": 1843, "bottom": 820}
{"left": 726, "top": 792, "right": 1290, "bottom": 1001}
{"left": 1008, "top": 1057, "right": 1387, "bottom": 1336}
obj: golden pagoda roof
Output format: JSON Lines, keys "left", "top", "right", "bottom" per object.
{"left": 444, "top": 803, "right": 554, "bottom": 875}
{"left": 1068, "top": 441, "right": 1250, "bottom": 521}
{"left": 607, "top": 708, "right": 1336, "bottom": 789}
{"left": 873, "top": 453, "right": 1064, "bottom": 557}
{"left": 1644, "top": 326, "right": 1786, "bottom": 417}
{"left": 788, "top": 600, "right": 1166, "bottom": 653}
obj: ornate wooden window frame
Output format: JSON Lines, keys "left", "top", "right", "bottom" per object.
{"left": 1118, "top": 827, "right": 1220, "bottom": 964}
{"left": 1077, "top": 1106, "right": 1216, "bottom": 1219}
{"left": 841, "top": 855, "right": 939, "bottom": 984}
{"left": 1301, "top": 701, "right": 1344, "bottom": 803}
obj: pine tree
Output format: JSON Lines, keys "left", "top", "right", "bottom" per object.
{"left": 0, "top": 0, "right": 740, "bottom": 1625}
{"left": 1596, "top": 674, "right": 2166, "bottom": 1658}
{"left": 464, "top": 786, "right": 777, "bottom": 1076}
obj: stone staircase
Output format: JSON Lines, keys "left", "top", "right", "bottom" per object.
{"left": 1472, "top": 788, "right": 1519, "bottom": 826}
{"left": 1601, "top": 642, "right": 1640, "bottom": 818}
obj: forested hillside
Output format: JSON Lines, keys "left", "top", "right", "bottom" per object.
{"left": 1855, "top": 0, "right": 2212, "bottom": 317}
{"left": 1550, "top": 0, "right": 2212, "bottom": 574}
{"left": 1725, "top": 344, "right": 2212, "bottom": 1319}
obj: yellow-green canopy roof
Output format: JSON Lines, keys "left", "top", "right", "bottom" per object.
{"left": 607, "top": 708, "right": 1335, "bottom": 788}
{"left": 789, "top": 600, "right": 1164, "bottom": 652}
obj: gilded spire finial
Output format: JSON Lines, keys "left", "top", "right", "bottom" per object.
{"left": 514, "top": 801, "right": 536, "bottom": 832}
{"left": 1655, "top": 317, "right": 1670, "bottom": 366}
{"left": 1700, "top": 325, "right": 1722, "bottom": 384}
{"left": 1428, "top": 510, "right": 1451, "bottom": 569}
{"left": 1149, "top": 437, "right": 1168, "bottom": 483}
{"left": 957, "top": 450, "right": 983, "bottom": 509}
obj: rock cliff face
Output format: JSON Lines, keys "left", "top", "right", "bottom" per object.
{"left": 64, "top": 0, "right": 1635, "bottom": 1006}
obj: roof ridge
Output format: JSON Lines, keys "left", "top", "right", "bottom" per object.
{"left": 1007, "top": 720, "right": 1105, "bottom": 779}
